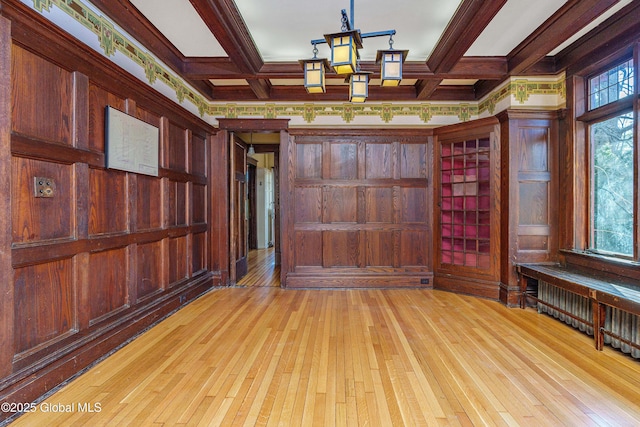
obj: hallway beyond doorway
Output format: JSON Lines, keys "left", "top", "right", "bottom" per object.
{"left": 236, "top": 248, "right": 280, "bottom": 287}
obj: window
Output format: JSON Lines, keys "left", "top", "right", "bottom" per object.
{"left": 584, "top": 58, "right": 637, "bottom": 259}
{"left": 589, "top": 59, "right": 634, "bottom": 110}
{"left": 590, "top": 113, "right": 634, "bottom": 256}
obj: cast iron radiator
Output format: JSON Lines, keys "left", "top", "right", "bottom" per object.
{"left": 538, "top": 281, "right": 640, "bottom": 359}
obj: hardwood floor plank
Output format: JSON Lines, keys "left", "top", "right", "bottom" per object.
{"left": 8, "top": 288, "right": 640, "bottom": 426}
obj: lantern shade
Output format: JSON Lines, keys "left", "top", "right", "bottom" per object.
{"left": 300, "top": 58, "right": 330, "bottom": 93}
{"left": 376, "top": 49, "right": 408, "bottom": 86}
{"left": 349, "top": 72, "right": 371, "bottom": 103}
{"left": 324, "top": 30, "right": 362, "bottom": 75}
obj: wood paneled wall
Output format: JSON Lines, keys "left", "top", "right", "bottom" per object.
{"left": 282, "top": 130, "right": 433, "bottom": 288}
{"left": 0, "top": 4, "right": 219, "bottom": 419}
{"left": 498, "top": 110, "right": 560, "bottom": 305}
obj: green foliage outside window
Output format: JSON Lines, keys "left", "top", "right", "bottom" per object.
{"left": 591, "top": 113, "right": 634, "bottom": 256}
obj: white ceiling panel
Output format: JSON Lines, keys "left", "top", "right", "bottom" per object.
{"left": 130, "top": 0, "right": 227, "bottom": 57}
{"left": 233, "top": 0, "right": 463, "bottom": 62}
{"left": 466, "top": 0, "right": 570, "bottom": 56}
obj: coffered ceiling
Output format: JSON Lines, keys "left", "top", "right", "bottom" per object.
{"left": 89, "top": 0, "right": 633, "bottom": 103}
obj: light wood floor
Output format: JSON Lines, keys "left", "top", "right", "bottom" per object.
{"left": 237, "top": 248, "right": 280, "bottom": 288}
{"left": 8, "top": 250, "right": 640, "bottom": 426}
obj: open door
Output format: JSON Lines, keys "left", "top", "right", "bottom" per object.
{"left": 219, "top": 119, "right": 289, "bottom": 286}
{"left": 230, "top": 134, "right": 248, "bottom": 281}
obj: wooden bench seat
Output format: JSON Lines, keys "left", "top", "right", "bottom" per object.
{"left": 516, "top": 263, "right": 640, "bottom": 351}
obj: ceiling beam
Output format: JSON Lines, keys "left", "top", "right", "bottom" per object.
{"left": 188, "top": 0, "right": 262, "bottom": 74}
{"left": 555, "top": 0, "right": 640, "bottom": 74}
{"left": 507, "top": 0, "right": 621, "bottom": 75}
{"left": 188, "top": 0, "right": 273, "bottom": 100}
{"left": 87, "top": 0, "right": 225, "bottom": 102}
{"left": 207, "top": 83, "right": 475, "bottom": 102}
{"left": 247, "top": 79, "right": 272, "bottom": 100}
{"left": 182, "top": 58, "right": 244, "bottom": 77}
{"left": 89, "top": 0, "right": 183, "bottom": 70}
{"left": 426, "top": 0, "right": 508, "bottom": 75}
{"left": 183, "top": 58, "right": 508, "bottom": 81}
{"left": 415, "top": 79, "right": 443, "bottom": 100}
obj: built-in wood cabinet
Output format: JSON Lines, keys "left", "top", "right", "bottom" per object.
{"left": 434, "top": 118, "right": 501, "bottom": 299}
{"left": 432, "top": 112, "right": 559, "bottom": 305}
{"left": 439, "top": 136, "right": 492, "bottom": 269}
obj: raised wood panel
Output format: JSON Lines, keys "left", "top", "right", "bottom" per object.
{"left": 330, "top": 143, "right": 358, "bottom": 179}
{"left": 365, "top": 231, "right": 395, "bottom": 267}
{"left": 135, "top": 108, "right": 161, "bottom": 129}
{"left": 295, "top": 143, "right": 322, "bottom": 179}
{"left": 191, "top": 133, "right": 207, "bottom": 176}
{"left": 168, "top": 180, "right": 188, "bottom": 227}
{"left": 168, "top": 122, "right": 187, "bottom": 172}
{"left": 323, "top": 231, "right": 360, "bottom": 267}
{"left": 89, "top": 168, "right": 128, "bottom": 235}
{"left": 324, "top": 187, "right": 357, "bottom": 223}
{"left": 136, "top": 175, "right": 162, "bottom": 231}
{"left": 517, "top": 125, "right": 552, "bottom": 255}
{"left": 11, "top": 45, "right": 72, "bottom": 145}
{"left": 294, "top": 187, "right": 322, "bottom": 223}
{"left": 294, "top": 231, "right": 323, "bottom": 266}
{"left": 401, "top": 144, "right": 427, "bottom": 178}
{"left": 13, "top": 259, "right": 74, "bottom": 354}
{"left": 192, "top": 183, "right": 206, "bottom": 224}
{"left": 519, "top": 182, "right": 549, "bottom": 225}
{"left": 519, "top": 128, "right": 549, "bottom": 172}
{"left": 401, "top": 230, "right": 429, "bottom": 267}
{"left": 365, "top": 143, "right": 392, "bottom": 178}
{"left": 365, "top": 187, "right": 394, "bottom": 223}
{"left": 12, "top": 157, "right": 73, "bottom": 243}
{"left": 192, "top": 232, "right": 207, "bottom": 274}
{"left": 401, "top": 187, "right": 427, "bottom": 223}
{"left": 169, "top": 236, "right": 188, "bottom": 285}
{"left": 136, "top": 241, "right": 164, "bottom": 301}
{"left": 519, "top": 235, "right": 548, "bottom": 251}
{"left": 88, "top": 248, "right": 128, "bottom": 324}
{"left": 88, "top": 84, "right": 125, "bottom": 153}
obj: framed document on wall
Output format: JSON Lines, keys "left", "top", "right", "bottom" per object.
{"left": 105, "top": 106, "right": 159, "bottom": 176}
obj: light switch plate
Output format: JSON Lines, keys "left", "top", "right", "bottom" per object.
{"left": 34, "top": 177, "right": 56, "bottom": 198}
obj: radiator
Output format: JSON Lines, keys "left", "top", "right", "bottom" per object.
{"left": 538, "top": 281, "right": 640, "bottom": 359}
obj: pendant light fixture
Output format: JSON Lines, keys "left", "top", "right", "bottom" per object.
{"left": 300, "top": 45, "right": 330, "bottom": 94}
{"left": 376, "top": 35, "right": 408, "bottom": 87}
{"left": 300, "top": 0, "right": 407, "bottom": 102}
{"left": 247, "top": 132, "right": 255, "bottom": 156}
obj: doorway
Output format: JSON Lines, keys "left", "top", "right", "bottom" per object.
{"left": 219, "top": 119, "right": 287, "bottom": 287}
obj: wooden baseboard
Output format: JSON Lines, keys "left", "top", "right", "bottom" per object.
{"left": 0, "top": 274, "right": 214, "bottom": 423}
{"left": 433, "top": 274, "right": 500, "bottom": 300}
{"left": 284, "top": 273, "right": 434, "bottom": 289}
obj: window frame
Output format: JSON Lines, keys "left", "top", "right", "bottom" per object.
{"left": 577, "top": 54, "right": 639, "bottom": 261}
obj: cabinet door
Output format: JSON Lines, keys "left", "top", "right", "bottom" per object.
{"left": 439, "top": 137, "right": 492, "bottom": 270}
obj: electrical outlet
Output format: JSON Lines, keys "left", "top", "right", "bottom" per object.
{"left": 34, "top": 177, "right": 56, "bottom": 198}
{"left": 420, "top": 278, "right": 430, "bottom": 285}
{"left": 179, "top": 295, "right": 186, "bottom": 304}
